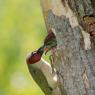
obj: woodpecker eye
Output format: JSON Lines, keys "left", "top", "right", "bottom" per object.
{"left": 31, "top": 51, "right": 36, "bottom": 55}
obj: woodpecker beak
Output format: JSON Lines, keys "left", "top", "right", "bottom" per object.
{"left": 44, "top": 47, "right": 50, "bottom": 55}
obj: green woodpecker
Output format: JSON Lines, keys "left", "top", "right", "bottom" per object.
{"left": 26, "top": 47, "right": 60, "bottom": 95}
{"left": 43, "top": 29, "right": 57, "bottom": 54}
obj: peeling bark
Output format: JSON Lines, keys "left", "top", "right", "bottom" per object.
{"left": 40, "top": 0, "right": 95, "bottom": 95}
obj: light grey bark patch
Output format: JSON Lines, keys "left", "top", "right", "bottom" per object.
{"left": 91, "top": 0, "right": 95, "bottom": 16}
{"left": 67, "top": 0, "right": 94, "bottom": 27}
{"left": 67, "top": 0, "right": 94, "bottom": 16}
{"left": 82, "top": 0, "right": 93, "bottom": 15}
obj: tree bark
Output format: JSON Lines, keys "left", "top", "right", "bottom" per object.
{"left": 40, "top": 0, "right": 95, "bottom": 95}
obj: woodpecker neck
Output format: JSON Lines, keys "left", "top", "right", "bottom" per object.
{"left": 37, "top": 46, "right": 44, "bottom": 56}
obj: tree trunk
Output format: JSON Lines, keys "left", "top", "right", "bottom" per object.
{"left": 40, "top": 0, "right": 95, "bottom": 95}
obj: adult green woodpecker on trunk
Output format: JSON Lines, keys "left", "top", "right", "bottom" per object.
{"left": 26, "top": 47, "right": 60, "bottom": 95}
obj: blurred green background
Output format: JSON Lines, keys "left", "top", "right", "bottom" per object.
{"left": 0, "top": 0, "right": 49, "bottom": 95}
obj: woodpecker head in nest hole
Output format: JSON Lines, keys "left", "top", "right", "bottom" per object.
{"left": 43, "top": 29, "right": 57, "bottom": 54}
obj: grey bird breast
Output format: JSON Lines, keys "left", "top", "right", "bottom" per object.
{"left": 27, "top": 64, "right": 53, "bottom": 95}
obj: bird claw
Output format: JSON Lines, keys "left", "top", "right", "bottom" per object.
{"left": 44, "top": 47, "right": 49, "bottom": 55}
{"left": 45, "top": 49, "right": 49, "bottom": 55}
